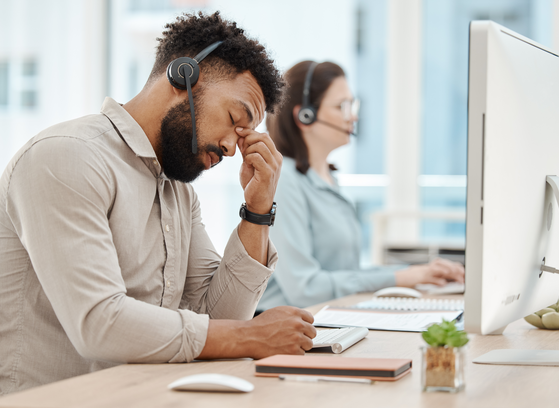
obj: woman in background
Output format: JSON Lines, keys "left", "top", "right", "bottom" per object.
{"left": 257, "top": 61, "right": 464, "bottom": 310}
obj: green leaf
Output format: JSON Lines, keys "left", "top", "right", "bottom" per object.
{"left": 535, "top": 308, "right": 556, "bottom": 317}
{"left": 422, "top": 319, "right": 469, "bottom": 347}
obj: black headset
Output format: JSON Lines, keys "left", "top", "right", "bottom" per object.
{"left": 297, "top": 61, "right": 319, "bottom": 125}
{"left": 166, "top": 41, "right": 223, "bottom": 154}
{"left": 297, "top": 61, "right": 355, "bottom": 136}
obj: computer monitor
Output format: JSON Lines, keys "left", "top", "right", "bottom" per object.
{"left": 464, "top": 21, "right": 559, "bottom": 357}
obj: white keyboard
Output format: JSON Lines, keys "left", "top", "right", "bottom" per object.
{"left": 353, "top": 297, "right": 464, "bottom": 311}
{"left": 312, "top": 326, "right": 369, "bottom": 354}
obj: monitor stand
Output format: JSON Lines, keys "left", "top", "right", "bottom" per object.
{"left": 473, "top": 349, "right": 559, "bottom": 366}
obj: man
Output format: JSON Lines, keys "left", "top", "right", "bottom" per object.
{"left": 0, "top": 12, "right": 316, "bottom": 395}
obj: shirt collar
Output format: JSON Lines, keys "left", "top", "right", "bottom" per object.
{"left": 100, "top": 97, "right": 158, "bottom": 159}
{"left": 306, "top": 166, "right": 340, "bottom": 193}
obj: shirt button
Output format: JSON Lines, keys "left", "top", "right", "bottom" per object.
{"left": 165, "top": 224, "right": 170, "bottom": 232}
{"left": 153, "top": 159, "right": 157, "bottom": 165}
{"left": 166, "top": 280, "right": 171, "bottom": 288}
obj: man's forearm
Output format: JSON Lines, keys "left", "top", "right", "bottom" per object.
{"left": 195, "top": 319, "right": 252, "bottom": 359}
{"left": 195, "top": 307, "right": 316, "bottom": 360}
{"left": 238, "top": 220, "right": 269, "bottom": 265}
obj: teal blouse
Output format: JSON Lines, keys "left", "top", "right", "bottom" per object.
{"left": 258, "top": 157, "right": 400, "bottom": 310}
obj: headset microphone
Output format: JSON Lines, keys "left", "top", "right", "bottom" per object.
{"left": 315, "top": 119, "right": 355, "bottom": 136}
{"left": 166, "top": 41, "right": 223, "bottom": 154}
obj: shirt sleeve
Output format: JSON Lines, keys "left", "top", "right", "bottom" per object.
{"left": 268, "top": 170, "right": 400, "bottom": 308}
{"left": 179, "top": 188, "right": 278, "bottom": 320}
{"left": 6, "top": 136, "right": 207, "bottom": 364}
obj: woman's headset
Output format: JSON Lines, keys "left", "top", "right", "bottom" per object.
{"left": 296, "top": 61, "right": 355, "bottom": 136}
{"left": 297, "top": 61, "right": 319, "bottom": 125}
{"left": 166, "top": 41, "right": 223, "bottom": 154}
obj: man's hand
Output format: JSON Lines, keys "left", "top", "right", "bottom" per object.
{"left": 236, "top": 127, "right": 282, "bottom": 214}
{"left": 196, "top": 306, "right": 316, "bottom": 360}
{"left": 246, "top": 306, "right": 316, "bottom": 358}
{"left": 395, "top": 258, "right": 465, "bottom": 288}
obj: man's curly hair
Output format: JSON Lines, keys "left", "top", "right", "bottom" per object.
{"left": 149, "top": 11, "right": 284, "bottom": 113}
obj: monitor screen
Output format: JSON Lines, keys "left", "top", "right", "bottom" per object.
{"left": 464, "top": 21, "right": 559, "bottom": 337}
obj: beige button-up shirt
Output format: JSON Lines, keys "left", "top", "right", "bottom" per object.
{"left": 0, "top": 98, "right": 277, "bottom": 395}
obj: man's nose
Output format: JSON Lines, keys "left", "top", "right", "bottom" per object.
{"left": 220, "top": 133, "right": 238, "bottom": 157}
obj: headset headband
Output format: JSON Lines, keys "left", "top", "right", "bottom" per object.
{"left": 302, "top": 61, "right": 319, "bottom": 108}
{"left": 194, "top": 41, "right": 223, "bottom": 63}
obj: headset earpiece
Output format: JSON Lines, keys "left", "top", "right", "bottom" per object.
{"left": 166, "top": 41, "right": 223, "bottom": 90}
{"left": 166, "top": 57, "right": 200, "bottom": 89}
{"left": 297, "top": 61, "right": 319, "bottom": 125}
{"left": 298, "top": 105, "right": 317, "bottom": 125}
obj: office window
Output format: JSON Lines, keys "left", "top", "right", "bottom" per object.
{"left": 352, "top": 0, "right": 389, "bottom": 264}
{"left": 22, "top": 59, "right": 37, "bottom": 76}
{"left": 20, "top": 58, "right": 38, "bottom": 109}
{"left": 21, "top": 90, "right": 36, "bottom": 108}
{"left": 420, "top": 0, "right": 552, "bottom": 243}
{"left": 0, "top": 62, "right": 8, "bottom": 106}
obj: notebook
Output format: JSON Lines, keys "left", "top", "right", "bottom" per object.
{"left": 255, "top": 355, "right": 412, "bottom": 381}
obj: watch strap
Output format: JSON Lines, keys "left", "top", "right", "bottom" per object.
{"left": 239, "top": 202, "right": 277, "bottom": 226}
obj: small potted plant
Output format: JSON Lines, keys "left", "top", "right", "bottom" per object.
{"left": 421, "top": 319, "right": 469, "bottom": 392}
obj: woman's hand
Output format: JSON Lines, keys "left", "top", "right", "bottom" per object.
{"left": 395, "top": 258, "right": 465, "bottom": 288}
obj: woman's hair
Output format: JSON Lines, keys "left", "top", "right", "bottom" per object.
{"left": 266, "top": 61, "right": 345, "bottom": 174}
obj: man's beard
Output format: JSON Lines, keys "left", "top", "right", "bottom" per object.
{"left": 159, "top": 95, "right": 223, "bottom": 183}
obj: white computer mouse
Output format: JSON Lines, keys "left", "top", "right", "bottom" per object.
{"left": 372, "top": 287, "right": 422, "bottom": 298}
{"left": 167, "top": 373, "right": 254, "bottom": 393}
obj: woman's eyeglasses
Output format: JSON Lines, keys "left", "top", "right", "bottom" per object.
{"left": 332, "top": 99, "right": 360, "bottom": 121}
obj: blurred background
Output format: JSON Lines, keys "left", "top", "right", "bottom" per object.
{"left": 1, "top": 0, "right": 557, "bottom": 266}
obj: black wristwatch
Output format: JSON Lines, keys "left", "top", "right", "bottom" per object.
{"left": 239, "top": 202, "right": 277, "bottom": 226}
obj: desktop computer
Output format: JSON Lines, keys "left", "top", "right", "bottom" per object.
{"left": 464, "top": 21, "right": 559, "bottom": 363}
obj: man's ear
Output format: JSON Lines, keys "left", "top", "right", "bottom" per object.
{"left": 170, "top": 82, "right": 184, "bottom": 97}
{"left": 155, "top": 72, "right": 185, "bottom": 98}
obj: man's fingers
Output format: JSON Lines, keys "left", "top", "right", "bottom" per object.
{"left": 237, "top": 136, "right": 246, "bottom": 153}
{"left": 249, "top": 307, "right": 318, "bottom": 357}
{"left": 303, "top": 323, "right": 317, "bottom": 340}
{"left": 243, "top": 153, "right": 272, "bottom": 179}
{"left": 242, "top": 141, "right": 276, "bottom": 166}
{"left": 299, "top": 309, "right": 315, "bottom": 324}
{"left": 301, "top": 334, "right": 314, "bottom": 351}
{"left": 236, "top": 127, "right": 280, "bottom": 160}
{"left": 295, "top": 310, "right": 316, "bottom": 339}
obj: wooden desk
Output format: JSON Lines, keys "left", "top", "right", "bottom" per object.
{"left": 1, "top": 292, "right": 558, "bottom": 408}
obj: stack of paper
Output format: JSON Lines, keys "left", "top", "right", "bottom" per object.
{"left": 313, "top": 306, "right": 462, "bottom": 332}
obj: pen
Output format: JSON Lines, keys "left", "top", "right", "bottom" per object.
{"left": 278, "top": 375, "right": 373, "bottom": 384}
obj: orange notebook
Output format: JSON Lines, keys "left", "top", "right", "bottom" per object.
{"left": 254, "top": 355, "right": 412, "bottom": 381}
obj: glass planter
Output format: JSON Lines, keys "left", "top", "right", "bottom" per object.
{"left": 421, "top": 345, "right": 466, "bottom": 392}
